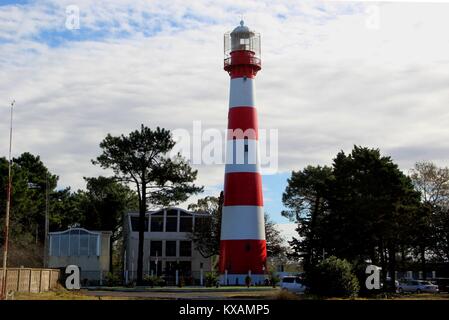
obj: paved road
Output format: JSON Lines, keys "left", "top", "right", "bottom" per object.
{"left": 83, "top": 288, "right": 280, "bottom": 300}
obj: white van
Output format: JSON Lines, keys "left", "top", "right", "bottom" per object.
{"left": 280, "top": 276, "right": 306, "bottom": 293}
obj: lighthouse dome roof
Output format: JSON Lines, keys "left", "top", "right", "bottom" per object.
{"left": 231, "top": 20, "right": 251, "bottom": 35}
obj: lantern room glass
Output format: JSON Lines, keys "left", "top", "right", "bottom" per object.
{"left": 224, "top": 21, "right": 261, "bottom": 60}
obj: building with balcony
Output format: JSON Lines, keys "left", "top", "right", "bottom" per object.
{"left": 123, "top": 208, "right": 213, "bottom": 285}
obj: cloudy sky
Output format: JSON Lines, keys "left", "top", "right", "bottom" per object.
{"left": 1, "top": 1, "right": 449, "bottom": 231}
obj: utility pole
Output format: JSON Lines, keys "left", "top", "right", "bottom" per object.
{"left": 1, "top": 100, "right": 15, "bottom": 300}
{"left": 43, "top": 174, "right": 49, "bottom": 268}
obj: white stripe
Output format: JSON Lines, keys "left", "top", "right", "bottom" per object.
{"left": 225, "top": 139, "right": 260, "bottom": 170}
{"left": 229, "top": 77, "right": 255, "bottom": 108}
{"left": 225, "top": 163, "right": 260, "bottom": 173}
{"left": 220, "top": 206, "right": 265, "bottom": 240}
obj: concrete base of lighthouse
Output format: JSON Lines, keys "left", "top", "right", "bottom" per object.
{"left": 219, "top": 274, "right": 268, "bottom": 286}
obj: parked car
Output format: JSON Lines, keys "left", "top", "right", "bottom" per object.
{"left": 280, "top": 276, "right": 306, "bottom": 293}
{"left": 432, "top": 278, "right": 449, "bottom": 293}
{"left": 397, "top": 280, "right": 439, "bottom": 294}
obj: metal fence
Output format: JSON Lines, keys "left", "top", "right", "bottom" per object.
{"left": 122, "top": 270, "right": 209, "bottom": 286}
{"left": 0, "top": 268, "right": 60, "bottom": 293}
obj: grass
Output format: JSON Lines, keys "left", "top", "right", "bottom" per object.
{"left": 91, "top": 285, "right": 276, "bottom": 291}
{"left": 382, "top": 293, "right": 449, "bottom": 300}
{"left": 13, "top": 290, "right": 142, "bottom": 300}
{"left": 10, "top": 288, "right": 449, "bottom": 300}
{"left": 270, "top": 290, "right": 449, "bottom": 300}
{"left": 273, "top": 290, "right": 303, "bottom": 300}
{"left": 12, "top": 287, "right": 280, "bottom": 300}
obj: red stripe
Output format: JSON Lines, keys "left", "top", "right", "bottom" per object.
{"left": 224, "top": 51, "right": 261, "bottom": 79}
{"left": 219, "top": 239, "right": 267, "bottom": 274}
{"left": 224, "top": 172, "right": 263, "bottom": 206}
{"left": 228, "top": 107, "right": 258, "bottom": 140}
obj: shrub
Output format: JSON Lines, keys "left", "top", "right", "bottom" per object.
{"left": 306, "top": 256, "right": 360, "bottom": 298}
{"left": 104, "top": 272, "right": 121, "bottom": 287}
{"left": 178, "top": 276, "right": 185, "bottom": 288}
{"left": 205, "top": 272, "right": 219, "bottom": 287}
{"left": 268, "top": 270, "right": 281, "bottom": 288}
{"left": 245, "top": 275, "right": 252, "bottom": 288}
{"left": 143, "top": 275, "right": 165, "bottom": 288}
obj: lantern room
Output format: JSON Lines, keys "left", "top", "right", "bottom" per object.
{"left": 224, "top": 20, "right": 261, "bottom": 75}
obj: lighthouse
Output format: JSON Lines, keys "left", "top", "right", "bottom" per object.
{"left": 219, "top": 21, "right": 267, "bottom": 285}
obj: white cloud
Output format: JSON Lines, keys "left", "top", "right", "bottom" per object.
{"left": 275, "top": 223, "right": 297, "bottom": 245}
{"left": 1, "top": 0, "right": 449, "bottom": 213}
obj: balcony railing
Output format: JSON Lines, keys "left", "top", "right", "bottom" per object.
{"left": 224, "top": 56, "right": 261, "bottom": 69}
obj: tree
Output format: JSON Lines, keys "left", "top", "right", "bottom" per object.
{"left": 0, "top": 152, "right": 58, "bottom": 267}
{"left": 410, "top": 162, "right": 449, "bottom": 264}
{"left": 188, "top": 192, "right": 223, "bottom": 258}
{"left": 265, "top": 213, "right": 287, "bottom": 259}
{"left": 48, "top": 187, "right": 84, "bottom": 231}
{"left": 410, "top": 162, "right": 449, "bottom": 208}
{"left": 325, "top": 147, "right": 421, "bottom": 287}
{"left": 93, "top": 125, "right": 202, "bottom": 283}
{"left": 282, "top": 165, "right": 333, "bottom": 271}
{"left": 283, "top": 146, "right": 422, "bottom": 291}
{"left": 76, "top": 176, "right": 138, "bottom": 272}
{"left": 432, "top": 205, "right": 449, "bottom": 262}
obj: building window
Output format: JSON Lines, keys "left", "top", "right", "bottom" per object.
{"left": 165, "top": 241, "right": 177, "bottom": 257}
{"left": 180, "top": 241, "right": 192, "bottom": 257}
{"left": 179, "top": 216, "right": 192, "bottom": 232}
{"left": 50, "top": 236, "right": 60, "bottom": 256}
{"left": 166, "top": 217, "right": 178, "bottom": 232}
{"left": 150, "top": 260, "right": 162, "bottom": 276}
{"left": 49, "top": 229, "right": 100, "bottom": 257}
{"left": 150, "top": 216, "right": 164, "bottom": 232}
{"left": 80, "top": 234, "right": 89, "bottom": 256}
{"left": 89, "top": 235, "right": 98, "bottom": 256}
{"left": 150, "top": 241, "right": 162, "bottom": 257}
{"left": 131, "top": 216, "right": 149, "bottom": 232}
{"left": 178, "top": 261, "right": 192, "bottom": 275}
{"left": 70, "top": 232, "right": 79, "bottom": 256}
{"left": 60, "top": 234, "right": 69, "bottom": 256}
{"left": 165, "top": 261, "right": 177, "bottom": 276}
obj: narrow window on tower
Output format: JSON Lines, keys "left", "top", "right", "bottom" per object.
{"left": 244, "top": 137, "right": 249, "bottom": 165}
{"left": 245, "top": 243, "right": 251, "bottom": 252}
{"left": 232, "top": 136, "right": 237, "bottom": 165}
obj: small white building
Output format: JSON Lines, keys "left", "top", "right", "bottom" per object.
{"left": 123, "top": 208, "right": 213, "bottom": 285}
{"left": 48, "top": 228, "right": 112, "bottom": 284}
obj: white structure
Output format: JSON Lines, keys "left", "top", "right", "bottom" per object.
{"left": 220, "top": 21, "right": 267, "bottom": 285}
{"left": 123, "top": 208, "right": 213, "bottom": 285}
{"left": 48, "top": 228, "right": 112, "bottom": 284}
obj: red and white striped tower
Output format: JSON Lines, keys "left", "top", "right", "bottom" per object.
{"left": 219, "top": 21, "right": 266, "bottom": 284}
